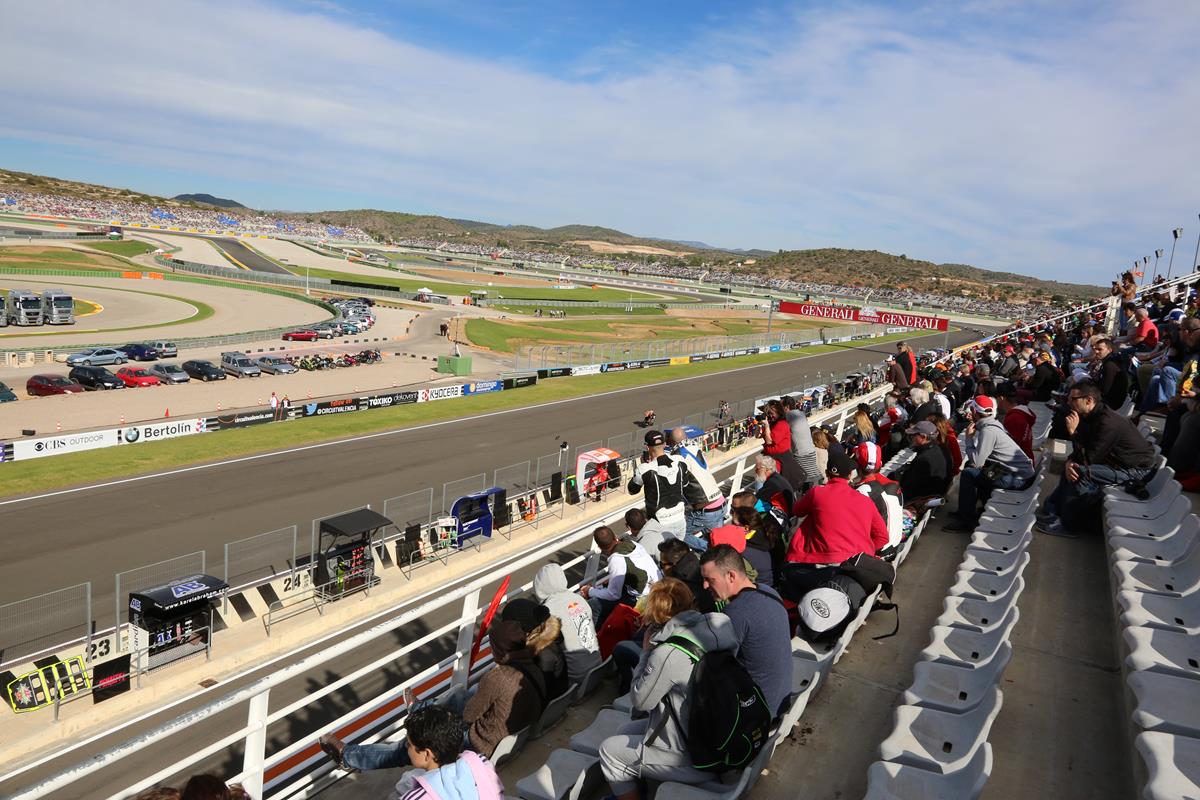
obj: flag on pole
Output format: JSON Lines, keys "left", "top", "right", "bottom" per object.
{"left": 469, "top": 575, "right": 511, "bottom": 671}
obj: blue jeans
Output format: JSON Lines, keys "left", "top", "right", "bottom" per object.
{"left": 955, "top": 467, "right": 1025, "bottom": 521}
{"left": 1042, "top": 464, "right": 1152, "bottom": 519}
{"left": 1142, "top": 366, "right": 1182, "bottom": 411}
{"left": 684, "top": 505, "right": 725, "bottom": 541}
{"left": 341, "top": 686, "right": 472, "bottom": 771}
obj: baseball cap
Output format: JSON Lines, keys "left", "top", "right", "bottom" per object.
{"left": 854, "top": 441, "right": 882, "bottom": 472}
{"left": 799, "top": 586, "right": 851, "bottom": 633}
{"left": 644, "top": 430, "right": 665, "bottom": 447}
{"left": 970, "top": 396, "right": 997, "bottom": 417}
{"left": 826, "top": 449, "right": 857, "bottom": 478}
{"left": 905, "top": 420, "right": 938, "bottom": 437}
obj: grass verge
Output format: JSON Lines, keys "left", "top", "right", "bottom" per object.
{"left": 0, "top": 331, "right": 932, "bottom": 498}
{"left": 83, "top": 240, "right": 156, "bottom": 258}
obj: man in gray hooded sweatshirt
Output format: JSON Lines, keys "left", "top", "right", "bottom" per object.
{"left": 946, "top": 394, "right": 1035, "bottom": 531}
{"left": 533, "top": 563, "right": 601, "bottom": 685}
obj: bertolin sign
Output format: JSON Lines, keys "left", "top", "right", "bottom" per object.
{"left": 12, "top": 429, "right": 120, "bottom": 460}
{"left": 119, "top": 418, "right": 208, "bottom": 444}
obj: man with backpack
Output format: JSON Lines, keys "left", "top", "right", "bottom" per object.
{"left": 945, "top": 395, "right": 1036, "bottom": 532}
{"left": 699, "top": 545, "right": 793, "bottom": 718}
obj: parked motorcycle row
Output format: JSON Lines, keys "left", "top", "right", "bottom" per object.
{"left": 288, "top": 349, "right": 383, "bottom": 371}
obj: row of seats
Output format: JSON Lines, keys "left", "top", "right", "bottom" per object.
{"left": 510, "top": 462, "right": 940, "bottom": 800}
{"left": 1102, "top": 422, "right": 1200, "bottom": 798}
{"left": 863, "top": 458, "right": 1046, "bottom": 798}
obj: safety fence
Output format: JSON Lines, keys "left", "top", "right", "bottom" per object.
{"left": 0, "top": 380, "right": 896, "bottom": 800}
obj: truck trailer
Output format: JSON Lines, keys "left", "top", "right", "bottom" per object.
{"left": 41, "top": 289, "right": 74, "bottom": 324}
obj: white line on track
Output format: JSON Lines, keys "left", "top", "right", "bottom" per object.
{"left": 0, "top": 332, "right": 951, "bottom": 507}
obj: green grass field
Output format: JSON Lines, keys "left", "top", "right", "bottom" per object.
{"left": 490, "top": 304, "right": 665, "bottom": 317}
{"left": 83, "top": 240, "right": 156, "bottom": 257}
{"left": 0, "top": 330, "right": 929, "bottom": 498}
{"left": 0, "top": 287, "right": 213, "bottom": 338}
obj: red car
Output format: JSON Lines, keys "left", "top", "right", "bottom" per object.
{"left": 116, "top": 367, "right": 162, "bottom": 388}
{"left": 26, "top": 374, "right": 85, "bottom": 397}
{"left": 282, "top": 330, "right": 319, "bottom": 342}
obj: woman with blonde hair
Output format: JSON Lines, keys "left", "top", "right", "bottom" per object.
{"left": 809, "top": 426, "right": 831, "bottom": 484}
{"left": 843, "top": 408, "right": 877, "bottom": 447}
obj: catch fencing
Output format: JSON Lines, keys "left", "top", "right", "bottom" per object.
{"left": 114, "top": 552, "right": 206, "bottom": 649}
{"left": 0, "top": 583, "right": 91, "bottom": 670}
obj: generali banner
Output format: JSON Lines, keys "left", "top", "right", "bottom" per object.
{"left": 778, "top": 301, "right": 949, "bottom": 331}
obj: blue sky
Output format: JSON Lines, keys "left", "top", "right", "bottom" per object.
{"left": 2, "top": 0, "right": 1199, "bottom": 285}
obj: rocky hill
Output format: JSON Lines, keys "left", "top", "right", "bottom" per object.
{"left": 172, "top": 193, "right": 244, "bottom": 208}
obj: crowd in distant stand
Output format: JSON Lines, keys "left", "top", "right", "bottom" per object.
{"left": 0, "top": 190, "right": 374, "bottom": 243}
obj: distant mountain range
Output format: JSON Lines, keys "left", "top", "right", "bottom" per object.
{"left": 172, "top": 193, "right": 245, "bottom": 208}
{"left": 0, "top": 167, "right": 1104, "bottom": 302}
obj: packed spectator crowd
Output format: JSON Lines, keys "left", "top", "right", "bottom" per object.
{"left": 1, "top": 190, "right": 375, "bottom": 243}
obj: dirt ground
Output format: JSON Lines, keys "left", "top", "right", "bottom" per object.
{"left": 566, "top": 239, "right": 692, "bottom": 257}
{"left": 407, "top": 267, "right": 553, "bottom": 287}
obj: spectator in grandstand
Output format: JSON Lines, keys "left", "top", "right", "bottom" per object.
{"left": 896, "top": 420, "right": 952, "bottom": 503}
{"left": 851, "top": 442, "right": 904, "bottom": 559}
{"left": 461, "top": 619, "right": 546, "bottom": 756}
{"left": 580, "top": 525, "right": 662, "bottom": 627}
{"left": 759, "top": 398, "right": 793, "bottom": 474}
{"left": 809, "top": 426, "right": 832, "bottom": 484}
{"left": 628, "top": 430, "right": 688, "bottom": 536}
{"left": 843, "top": 407, "right": 878, "bottom": 447}
{"left": 533, "top": 564, "right": 601, "bottom": 685}
{"left": 946, "top": 396, "right": 1036, "bottom": 531}
{"left": 598, "top": 578, "right": 736, "bottom": 800}
{"left": 657, "top": 538, "right": 714, "bottom": 613}
{"left": 784, "top": 450, "right": 889, "bottom": 575}
{"left": 752, "top": 453, "right": 796, "bottom": 527}
{"left": 135, "top": 790, "right": 181, "bottom": 800}
{"left": 885, "top": 354, "right": 910, "bottom": 390}
{"left": 896, "top": 342, "right": 918, "bottom": 386}
{"left": 997, "top": 384, "right": 1036, "bottom": 459}
{"left": 501, "top": 598, "right": 570, "bottom": 700}
{"left": 624, "top": 507, "right": 672, "bottom": 560}
{"left": 781, "top": 394, "right": 821, "bottom": 488}
{"left": 179, "top": 776, "right": 243, "bottom": 800}
{"left": 908, "top": 386, "right": 938, "bottom": 423}
{"left": 995, "top": 345, "right": 1021, "bottom": 379}
{"left": 699, "top": 544, "right": 793, "bottom": 717}
{"left": 930, "top": 413, "right": 962, "bottom": 476}
{"left": 667, "top": 429, "right": 726, "bottom": 544}
{"left": 1119, "top": 307, "right": 1160, "bottom": 354}
{"left": 387, "top": 705, "right": 503, "bottom": 800}
{"left": 707, "top": 504, "right": 782, "bottom": 587}
{"left": 1089, "top": 336, "right": 1131, "bottom": 412}
{"left": 1025, "top": 351, "right": 1063, "bottom": 402}
{"left": 1161, "top": 322, "right": 1200, "bottom": 455}
{"left": 1037, "top": 380, "right": 1158, "bottom": 536}
{"left": 669, "top": 426, "right": 708, "bottom": 469}
{"left": 878, "top": 392, "right": 909, "bottom": 460}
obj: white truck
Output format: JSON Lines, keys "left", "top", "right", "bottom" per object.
{"left": 41, "top": 289, "right": 74, "bottom": 324}
{"left": 6, "top": 289, "right": 43, "bottom": 326}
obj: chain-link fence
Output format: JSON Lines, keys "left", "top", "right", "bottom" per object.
{"left": 536, "top": 453, "right": 565, "bottom": 486}
{"left": 492, "top": 461, "right": 532, "bottom": 495}
{"left": 0, "top": 583, "right": 91, "bottom": 669}
{"left": 383, "top": 489, "right": 435, "bottom": 534}
{"left": 115, "top": 552, "right": 206, "bottom": 647}
{"left": 442, "top": 473, "right": 487, "bottom": 513}
{"left": 606, "top": 431, "right": 635, "bottom": 457}
{"left": 223, "top": 526, "right": 301, "bottom": 592}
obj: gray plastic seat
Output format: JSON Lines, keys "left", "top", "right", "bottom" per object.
{"left": 777, "top": 656, "right": 823, "bottom": 732}
{"left": 1119, "top": 589, "right": 1200, "bottom": 635}
{"left": 1136, "top": 731, "right": 1200, "bottom": 800}
{"left": 958, "top": 548, "right": 1029, "bottom": 578}
{"left": 1114, "top": 554, "right": 1200, "bottom": 598}
{"left": 611, "top": 691, "right": 633, "bottom": 713}
{"left": 920, "top": 608, "right": 1019, "bottom": 669}
{"left": 1124, "top": 627, "right": 1200, "bottom": 681}
{"left": 971, "top": 515, "right": 1035, "bottom": 536}
{"left": 492, "top": 724, "right": 532, "bottom": 767}
{"left": 792, "top": 634, "right": 842, "bottom": 668}
{"left": 935, "top": 580, "right": 1025, "bottom": 634}
{"left": 568, "top": 707, "right": 630, "bottom": 756}
{"left": 654, "top": 733, "right": 781, "bottom": 800}
{"left": 1128, "top": 670, "right": 1200, "bottom": 738}
{"left": 1108, "top": 507, "right": 1196, "bottom": 541}
{"left": 1106, "top": 491, "right": 1188, "bottom": 527}
{"left": 1104, "top": 466, "right": 1176, "bottom": 501}
{"left": 878, "top": 687, "right": 1003, "bottom": 773}
{"left": 947, "top": 567, "right": 1022, "bottom": 601}
{"left": 904, "top": 643, "right": 1013, "bottom": 713}
{"left": 864, "top": 742, "right": 992, "bottom": 799}
{"left": 981, "top": 494, "right": 1037, "bottom": 519}
{"left": 515, "top": 748, "right": 601, "bottom": 800}
{"left": 1110, "top": 516, "right": 1200, "bottom": 564}
{"left": 969, "top": 527, "right": 1032, "bottom": 555}
{"left": 533, "top": 683, "right": 579, "bottom": 737}
{"left": 572, "top": 656, "right": 614, "bottom": 704}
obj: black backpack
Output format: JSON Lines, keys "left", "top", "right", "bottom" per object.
{"left": 659, "top": 634, "right": 772, "bottom": 772}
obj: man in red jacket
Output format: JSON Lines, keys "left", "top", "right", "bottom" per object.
{"left": 997, "top": 385, "right": 1036, "bottom": 459}
{"left": 787, "top": 450, "right": 890, "bottom": 566}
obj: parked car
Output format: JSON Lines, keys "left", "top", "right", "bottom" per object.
{"left": 282, "top": 330, "right": 318, "bottom": 342}
{"left": 116, "top": 367, "right": 162, "bottom": 388}
{"left": 149, "top": 363, "right": 190, "bottom": 384}
{"left": 340, "top": 321, "right": 362, "bottom": 335}
{"left": 151, "top": 340, "right": 178, "bottom": 358}
{"left": 26, "top": 374, "right": 85, "bottom": 396}
{"left": 68, "top": 365, "right": 125, "bottom": 391}
{"left": 221, "top": 351, "right": 261, "bottom": 378}
{"left": 310, "top": 325, "right": 338, "bottom": 339}
{"left": 66, "top": 347, "right": 128, "bottom": 367}
{"left": 121, "top": 343, "right": 160, "bottom": 361}
{"left": 182, "top": 360, "right": 226, "bottom": 381}
{"left": 0, "top": 381, "right": 17, "bottom": 403}
{"left": 255, "top": 355, "right": 298, "bottom": 375}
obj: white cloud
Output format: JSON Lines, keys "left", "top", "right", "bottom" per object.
{"left": 2, "top": 0, "right": 1198, "bottom": 284}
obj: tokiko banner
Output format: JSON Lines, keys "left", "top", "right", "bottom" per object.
{"left": 778, "top": 300, "right": 949, "bottom": 331}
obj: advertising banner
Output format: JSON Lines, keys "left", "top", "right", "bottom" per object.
{"left": 362, "top": 390, "right": 420, "bottom": 409}
{"left": 420, "top": 385, "right": 465, "bottom": 402}
{"left": 464, "top": 380, "right": 503, "bottom": 394}
{"left": 768, "top": 345, "right": 781, "bottom": 352}
{"left": 669, "top": 356, "right": 690, "bottom": 366}
{"left": 303, "top": 398, "right": 362, "bottom": 417}
{"left": 645, "top": 358, "right": 671, "bottom": 368}
{"left": 12, "top": 429, "right": 120, "bottom": 460}
{"left": 502, "top": 375, "right": 538, "bottom": 389}
{"left": 119, "top": 418, "right": 208, "bottom": 444}
{"left": 214, "top": 410, "right": 275, "bottom": 429}
{"left": 600, "top": 362, "right": 625, "bottom": 373}
{"left": 537, "top": 367, "right": 572, "bottom": 379}
{"left": 92, "top": 655, "right": 132, "bottom": 704}
{"left": 571, "top": 364, "right": 602, "bottom": 376}
{"left": 778, "top": 300, "right": 948, "bottom": 331}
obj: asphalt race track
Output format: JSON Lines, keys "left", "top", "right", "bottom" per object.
{"left": 0, "top": 327, "right": 979, "bottom": 615}
{"left": 209, "top": 237, "right": 293, "bottom": 275}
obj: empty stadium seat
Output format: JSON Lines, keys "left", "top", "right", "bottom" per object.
{"left": 515, "top": 748, "right": 601, "bottom": 800}
{"left": 958, "top": 548, "right": 1029, "bottom": 578}
{"left": 947, "top": 567, "right": 1023, "bottom": 601}
{"left": 776, "top": 657, "right": 823, "bottom": 732}
{"left": 1109, "top": 516, "right": 1199, "bottom": 564}
{"left": 903, "top": 643, "right": 1013, "bottom": 714}
{"left": 533, "top": 684, "right": 580, "bottom": 737}
{"left": 935, "top": 582, "right": 1025, "bottom": 634}
{"left": 968, "top": 527, "right": 1032, "bottom": 555}
{"left": 1106, "top": 491, "right": 1188, "bottom": 527}
{"left": 1124, "top": 627, "right": 1200, "bottom": 682}
{"left": 1136, "top": 731, "right": 1200, "bottom": 800}
{"left": 1109, "top": 510, "right": 1196, "bottom": 542}
{"left": 1114, "top": 554, "right": 1200, "bottom": 598}
{"left": 492, "top": 724, "right": 532, "bottom": 767}
{"left": 864, "top": 742, "right": 992, "bottom": 800}
{"left": 920, "top": 608, "right": 1019, "bottom": 670}
{"left": 981, "top": 494, "right": 1038, "bottom": 519}
{"left": 971, "top": 515, "right": 1034, "bottom": 536}
{"left": 878, "top": 687, "right": 1003, "bottom": 773}
{"left": 572, "top": 657, "right": 614, "bottom": 704}
{"left": 1119, "top": 589, "right": 1200, "bottom": 635}
{"left": 1127, "top": 671, "right": 1200, "bottom": 738}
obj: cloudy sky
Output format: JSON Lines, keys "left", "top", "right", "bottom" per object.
{"left": 2, "top": 0, "right": 1198, "bottom": 284}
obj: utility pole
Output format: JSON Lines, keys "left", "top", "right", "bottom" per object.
{"left": 1167, "top": 227, "right": 1184, "bottom": 281}
{"left": 1193, "top": 215, "right": 1200, "bottom": 273}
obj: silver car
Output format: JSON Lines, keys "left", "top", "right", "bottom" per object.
{"left": 255, "top": 355, "right": 298, "bottom": 375}
{"left": 66, "top": 347, "right": 128, "bottom": 367}
{"left": 149, "top": 362, "right": 191, "bottom": 384}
